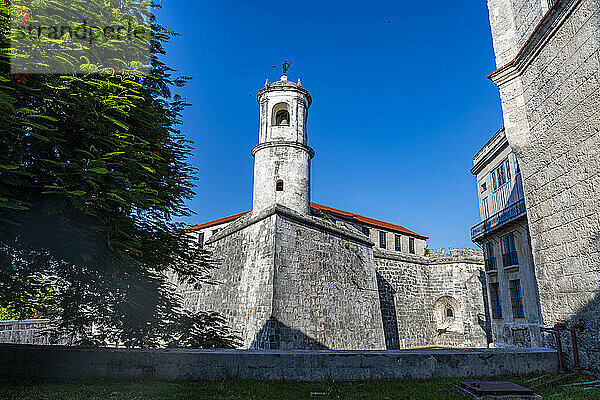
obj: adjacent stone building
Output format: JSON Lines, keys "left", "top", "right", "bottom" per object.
{"left": 176, "top": 74, "right": 490, "bottom": 350}
{"left": 471, "top": 127, "right": 543, "bottom": 347}
{"left": 486, "top": 0, "right": 600, "bottom": 370}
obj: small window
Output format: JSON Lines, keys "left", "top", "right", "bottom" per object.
{"left": 198, "top": 232, "right": 204, "bottom": 249}
{"left": 510, "top": 279, "right": 525, "bottom": 318}
{"left": 379, "top": 231, "right": 386, "bottom": 249}
{"left": 212, "top": 229, "right": 219, "bottom": 235}
{"left": 395, "top": 235, "right": 401, "bottom": 251}
{"left": 490, "top": 282, "right": 502, "bottom": 319}
{"left": 361, "top": 226, "right": 370, "bottom": 236}
{"left": 446, "top": 308, "right": 454, "bottom": 318}
{"left": 276, "top": 180, "right": 284, "bottom": 191}
{"left": 481, "top": 182, "right": 487, "bottom": 193}
{"left": 409, "top": 237, "right": 415, "bottom": 254}
{"left": 275, "top": 110, "right": 290, "bottom": 126}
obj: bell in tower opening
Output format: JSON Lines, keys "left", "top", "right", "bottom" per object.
{"left": 276, "top": 110, "right": 290, "bottom": 126}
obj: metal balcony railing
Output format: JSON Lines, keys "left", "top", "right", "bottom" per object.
{"left": 471, "top": 198, "right": 527, "bottom": 241}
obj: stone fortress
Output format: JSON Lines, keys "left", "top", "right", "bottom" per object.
{"left": 177, "top": 74, "right": 490, "bottom": 350}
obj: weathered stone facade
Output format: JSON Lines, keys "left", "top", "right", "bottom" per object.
{"left": 486, "top": 0, "right": 600, "bottom": 370}
{"left": 177, "top": 74, "right": 490, "bottom": 350}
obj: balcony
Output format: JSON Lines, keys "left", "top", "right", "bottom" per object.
{"left": 471, "top": 198, "right": 527, "bottom": 242}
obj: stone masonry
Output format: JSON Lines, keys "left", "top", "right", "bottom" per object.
{"left": 487, "top": 0, "right": 600, "bottom": 370}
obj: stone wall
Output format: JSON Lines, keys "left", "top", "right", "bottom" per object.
{"left": 181, "top": 205, "right": 386, "bottom": 350}
{"left": 0, "top": 320, "right": 53, "bottom": 345}
{"left": 269, "top": 212, "right": 385, "bottom": 350}
{"left": 176, "top": 210, "right": 277, "bottom": 348}
{"left": 374, "top": 248, "right": 489, "bottom": 349}
{"left": 489, "top": 0, "right": 600, "bottom": 370}
{"left": 0, "top": 345, "right": 558, "bottom": 381}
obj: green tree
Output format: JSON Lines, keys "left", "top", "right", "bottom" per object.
{"left": 0, "top": 0, "right": 239, "bottom": 348}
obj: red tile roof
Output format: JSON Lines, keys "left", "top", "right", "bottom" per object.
{"left": 186, "top": 210, "right": 250, "bottom": 232}
{"left": 187, "top": 204, "right": 428, "bottom": 240}
{"left": 310, "top": 203, "right": 428, "bottom": 239}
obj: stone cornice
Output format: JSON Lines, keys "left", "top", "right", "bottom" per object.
{"left": 471, "top": 127, "right": 509, "bottom": 175}
{"left": 488, "top": 0, "right": 581, "bottom": 87}
{"left": 251, "top": 141, "right": 315, "bottom": 159}
{"left": 257, "top": 83, "right": 312, "bottom": 107}
{"left": 206, "top": 204, "right": 375, "bottom": 247}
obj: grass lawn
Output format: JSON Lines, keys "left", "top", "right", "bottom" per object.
{"left": 1, "top": 373, "right": 599, "bottom": 399}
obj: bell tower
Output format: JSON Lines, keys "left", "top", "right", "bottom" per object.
{"left": 252, "top": 69, "right": 313, "bottom": 215}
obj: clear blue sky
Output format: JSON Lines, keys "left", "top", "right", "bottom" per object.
{"left": 156, "top": 0, "right": 503, "bottom": 249}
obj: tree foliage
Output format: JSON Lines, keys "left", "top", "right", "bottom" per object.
{"left": 0, "top": 0, "right": 239, "bottom": 348}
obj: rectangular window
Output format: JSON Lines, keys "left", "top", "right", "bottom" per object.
{"left": 409, "top": 237, "right": 415, "bottom": 254}
{"left": 198, "top": 232, "right": 204, "bottom": 249}
{"left": 361, "top": 226, "right": 370, "bottom": 236}
{"left": 492, "top": 157, "right": 511, "bottom": 191}
{"left": 490, "top": 282, "right": 502, "bottom": 319}
{"left": 379, "top": 231, "right": 386, "bottom": 249}
{"left": 212, "top": 229, "right": 219, "bottom": 236}
{"left": 484, "top": 242, "right": 496, "bottom": 271}
{"left": 502, "top": 233, "right": 518, "bottom": 267}
{"left": 482, "top": 197, "right": 489, "bottom": 220}
{"left": 395, "top": 235, "right": 402, "bottom": 251}
{"left": 481, "top": 182, "right": 487, "bottom": 193}
{"left": 510, "top": 279, "right": 525, "bottom": 318}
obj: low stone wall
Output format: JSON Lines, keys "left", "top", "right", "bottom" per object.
{"left": 0, "top": 320, "right": 54, "bottom": 345}
{"left": 0, "top": 345, "right": 557, "bottom": 381}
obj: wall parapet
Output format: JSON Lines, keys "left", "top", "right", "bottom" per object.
{"left": 0, "top": 345, "right": 557, "bottom": 381}
{"left": 374, "top": 247, "right": 483, "bottom": 265}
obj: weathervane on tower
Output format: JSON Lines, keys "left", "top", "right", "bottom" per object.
{"left": 282, "top": 60, "right": 292, "bottom": 75}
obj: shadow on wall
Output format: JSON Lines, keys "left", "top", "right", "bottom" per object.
{"left": 545, "top": 284, "right": 600, "bottom": 372}
{"left": 375, "top": 272, "right": 400, "bottom": 350}
{"left": 250, "top": 317, "right": 329, "bottom": 350}
{"left": 478, "top": 270, "right": 493, "bottom": 344}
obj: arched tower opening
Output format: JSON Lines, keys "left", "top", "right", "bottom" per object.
{"left": 272, "top": 103, "right": 290, "bottom": 126}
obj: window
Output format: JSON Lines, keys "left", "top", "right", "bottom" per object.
{"left": 395, "top": 235, "right": 402, "bottom": 251}
{"left": 409, "top": 237, "right": 415, "bottom": 254}
{"left": 502, "top": 233, "right": 518, "bottom": 267}
{"left": 510, "top": 279, "right": 525, "bottom": 318}
{"left": 275, "top": 110, "right": 290, "bottom": 126}
{"left": 482, "top": 197, "right": 489, "bottom": 220}
{"left": 490, "top": 282, "right": 502, "bottom": 319}
{"left": 379, "top": 231, "right": 386, "bottom": 249}
{"left": 491, "top": 158, "right": 512, "bottom": 191}
{"left": 198, "top": 232, "right": 204, "bottom": 249}
{"left": 446, "top": 308, "right": 454, "bottom": 318}
{"left": 212, "top": 229, "right": 219, "bottom": 235}
{"left": 481, "top": 182, "right": 487, "bottom": 193}
{"left": 276, "top": 180, "right": 284, "bottom": 191}
{"left": 484, "top": 242, "right": 496, "bottom": 271}
{"left": 361, "top": 226, "right": 370, "bottom": 236}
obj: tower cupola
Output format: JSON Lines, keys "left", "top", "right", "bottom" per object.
{"left": 251, "top": 66, "right": 314, "bottom": 215}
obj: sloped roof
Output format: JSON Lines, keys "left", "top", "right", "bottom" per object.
{"left": 311, "top": 203, "right": 428, "bottom": 239}
{"left": 186, "top": 210, "right": 250, "bottom": 232}
{"left": 187, "top": 204, "right": 428, "bottom": 240}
